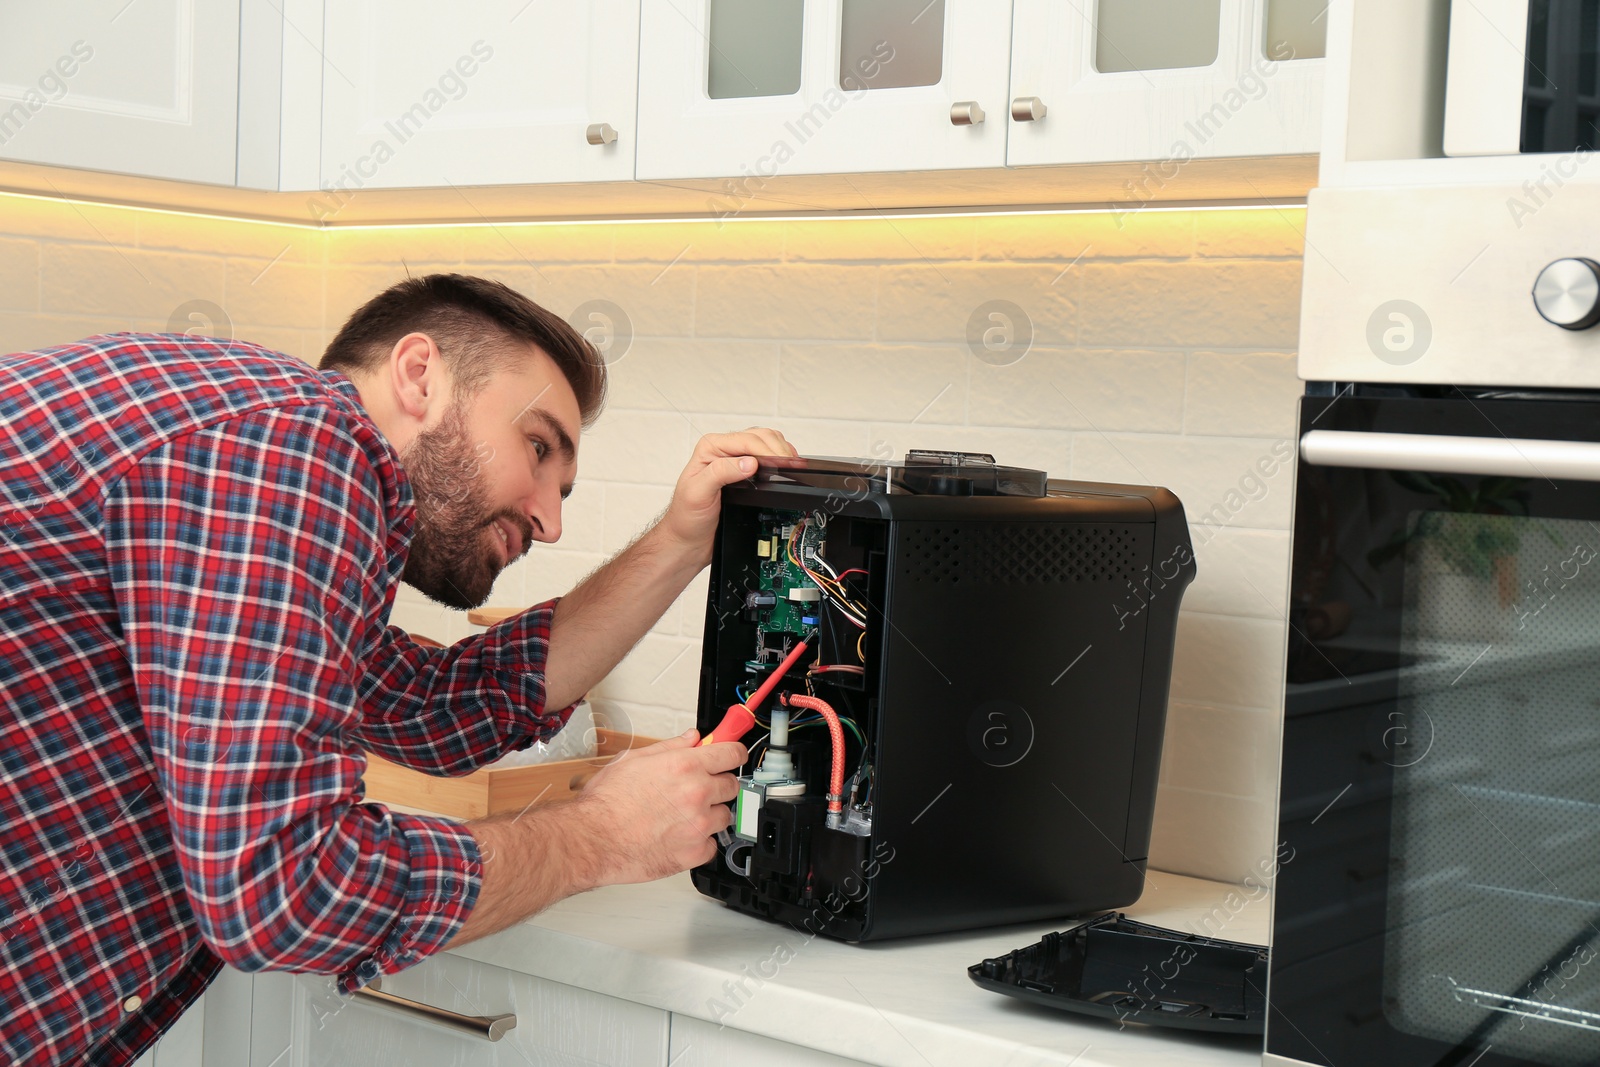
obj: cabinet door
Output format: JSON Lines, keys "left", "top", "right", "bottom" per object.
{"left": 318, "top": 0, "right": 640, "bottom": 190}
{"left": 0, "top": 0, "right": 242, "bottom": 184}
{"left": 1007, "top": 0, "right": 1323, "bottom": 165}
{"left": 250, "top": 955, "right": 668, "bottom": 1067}
{"left": 635, "top": 0, "right": 1011, "bottom": 179}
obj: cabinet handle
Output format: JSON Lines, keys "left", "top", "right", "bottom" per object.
{"left": 1010, "top": 96, "right": 1048, "bottom": 122}
{"left": 586, "top": 122, "right": 618, "bottom": 146}
{"left": 949, "top": 101, "right": 985, "bottom": 126}
{"left": 352, "top": 979, "right": 518, "bottom": 1042}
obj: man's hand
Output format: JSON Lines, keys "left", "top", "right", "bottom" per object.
{"left": 449, "top": 731, "right": 747, "bottom": 947}
{"left": 573, "top": 729, "right": 747, "bottom": 883}
{"left": 660, "top": 428, "right": 799, "bottom": 564}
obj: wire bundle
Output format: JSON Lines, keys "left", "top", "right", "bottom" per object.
{"left": 786, "top": 519, "right": 868, "bottom": 629}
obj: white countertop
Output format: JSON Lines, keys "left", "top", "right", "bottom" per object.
{"left": 443, "top": 868, "right": 1271, "bottom": 1067}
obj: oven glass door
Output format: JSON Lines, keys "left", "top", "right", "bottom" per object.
{"left": 1268, "top": 391, "right": 1600, "bottom": 1067}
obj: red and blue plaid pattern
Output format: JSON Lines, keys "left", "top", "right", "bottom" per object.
{"left": 0, "top": 334, "right": 571, "bottom": 1065}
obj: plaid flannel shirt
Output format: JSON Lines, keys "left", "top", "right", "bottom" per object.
{"left": 0, "top": 334, "right": 572, "bottom": 1065}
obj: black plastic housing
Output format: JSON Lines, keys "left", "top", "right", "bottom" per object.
{"left": 691, "top": 456, "right": 1195, "bottom": 941}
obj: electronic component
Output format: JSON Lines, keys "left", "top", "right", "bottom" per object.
{"left": 696, "top": 452, "right": 1195, "bottom": 943}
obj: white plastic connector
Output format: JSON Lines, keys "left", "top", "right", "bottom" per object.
{"left": 754, "top": 706, "right": 795, "bottom": 783}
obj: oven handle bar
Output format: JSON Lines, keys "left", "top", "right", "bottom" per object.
{"left": 1301, "top": 430, "right": 1600, "bottom": 482}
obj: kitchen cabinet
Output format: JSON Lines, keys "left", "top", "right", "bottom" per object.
{"left": 245, "top": 954, "right": 669, "bottom": 1066}
{"left": 634, "top": 0, "right": 1012, "bottom": 180}
{"left": 1006, "top": 0, "right": 1323, "bottom": 166}
{"left": 316, "top": 0, "right": 640, "bottom": 193}
{"left": 667, "top": 1015, "right": 871, "bottom": 1066}
{"left": 0, "top": 0, "right": 245, "bottom": 184}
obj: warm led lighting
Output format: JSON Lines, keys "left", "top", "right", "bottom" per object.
{"left": 0, "top": 186, "right": 318, "bottom": 231}
{"left": 0, "top": 183, "right": 1303, "bottom": 232}
{"left": 322, "top": 199, "right": 1305, "bottom": 232}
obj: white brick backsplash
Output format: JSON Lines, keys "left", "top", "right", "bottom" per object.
{"left": 696, "top": 264, "right": 878, "bottom": 340}
{"left": 878, "top": 263, "right": 1075, "bottom": 346}
{"left": 967, "top": 347, "right": 1187, "bottom": 433}
{"left": 607, "top": 338, "right": 779, "bottom": 415}
{"left": 601, "top": 483, "right": 672, "bottom": 555}
{"left": 1186, "top": 527, "right": 1293, "bottom": 620}
{"left": 537, "top": 265, "right": 696, "bottom": 337}
{"left": 1072, "top": 433, "right": 1297, "bottom": 532}
{"left": 1170, "top": 612, "right": 1287, "bottom": 710}
{"left": 516, "top": 549, "right": 605, "bottom": 606}
{"left": 591, "top": 632, "right": 701, "bottom": 707}
{"left": 755, "top": 416, "right": 874, "bottom": 459}
{"left": 1079, "top": 260, "right": 1302, "bottom": 348}
{"left": 1185, "top": 350, "right": 1302, "bottom": 438}
{"left": 4, "top": 201, "right": 1306, "bottom": 886}
{"left": 582, "top": 409, "right": 695, "bottom": 487}
{"left": 41, "top": 244, "right": 225, "bottom": 319}
{"left": 780, "top": 343, "right": 966, "bottom": 423}
{"left": 1148, "top": 785, "right": 1278, "bottom": 891}
{"left": 1159, "top": 701, "right": 1277, "bottom": 798}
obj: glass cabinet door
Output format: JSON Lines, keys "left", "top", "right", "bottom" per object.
{"left": 1008, "top": 0, "right": 1323, "bottom": 167}
{"left": 636, "top": 0, "right": 1011, "bottom": 180}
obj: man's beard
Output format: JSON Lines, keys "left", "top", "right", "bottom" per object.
{"left": 398, "top": 400, "right": 521, "bottom": 610}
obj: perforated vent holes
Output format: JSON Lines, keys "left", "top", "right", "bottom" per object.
{"left": 898, "top": 524, "right": 1147, "bottom": 584}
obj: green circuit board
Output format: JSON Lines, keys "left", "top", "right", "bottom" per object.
{"left": 755, "top": 513, "right": 824, "bottom": 649}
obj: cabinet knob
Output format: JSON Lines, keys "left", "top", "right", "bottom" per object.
{"left": 1010, "top": 96, "right": 1048, "bottom": 122}
{"left": 1533, "top": 258, "right": 1600, "bottom": 330}
{"left": 949, "top": 101, "right": 986, "bottom": 126}
{"left": 586, "top": 122, "right": 618, "bottom": 146}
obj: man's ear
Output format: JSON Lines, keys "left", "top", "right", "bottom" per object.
{"left": 390, "top": 332, "right": 448, "bottom": 423}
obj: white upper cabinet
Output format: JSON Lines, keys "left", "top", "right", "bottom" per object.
{"left": 317, "top": 0, "right": 640, "bottom": 190}
{"left": 634, "top": 0, "right": 1013, "bottom": 179}
{"left": 0, "top": 0, "right": 244, "bottom": 184}
{"left": 1006, "top": 0, "right": 1324, "bottom": 166}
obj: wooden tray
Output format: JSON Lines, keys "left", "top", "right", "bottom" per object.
{"left": 363, "top": 729, "right": 659, "bottom": 820}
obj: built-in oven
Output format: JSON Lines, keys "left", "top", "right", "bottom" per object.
{"left": 1266, "top": 384, "right": 1600, "bottom": 1066}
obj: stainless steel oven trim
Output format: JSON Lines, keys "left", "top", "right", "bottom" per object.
{"left": 1301, "top": 429, "right": 1600, "bottom": 482}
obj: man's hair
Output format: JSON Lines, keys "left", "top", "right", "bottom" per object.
{"left": 320, "top": 273, "right": 607, "bottom": 427}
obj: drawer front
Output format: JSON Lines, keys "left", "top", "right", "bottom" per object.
{"left": 255, "top": 955, "right": 668, "bottom": 1067}
{"left": 668, "top": 1014, "right": 871, "bottom": 1067}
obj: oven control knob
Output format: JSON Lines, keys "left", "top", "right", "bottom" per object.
{"left": 1533, "top": 258, "right": 1600, "bottom": 329}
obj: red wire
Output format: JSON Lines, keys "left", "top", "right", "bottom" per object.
{"left": 783, "top": 693, "right": 845, "bottom": 815}
{"left": 836, "top": 568, "right": 867, "bottom": 579}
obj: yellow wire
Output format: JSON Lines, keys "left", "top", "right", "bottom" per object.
{"left": 856, "top": 630, "right": 866, "bottom": 663}
{"left": 786, "top": 520, "right": 860, "bottom": 610}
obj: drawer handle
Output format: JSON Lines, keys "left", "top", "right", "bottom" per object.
{"left": 586, "top": 122, "right": 618, "bottom": 145}
{"left": 352, "top": 978, "right": 517, "bottom": 1042}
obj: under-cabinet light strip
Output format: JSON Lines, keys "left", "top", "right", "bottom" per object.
{"left": 0, "top": 185, "right": 1304, "bottom": 232}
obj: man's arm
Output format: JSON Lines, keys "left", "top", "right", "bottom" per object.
{"left": 541, "top": 427, "right": 797, "bottom": 710}
{"left": 448, "top": 428, "right": 796, "bottom": 943}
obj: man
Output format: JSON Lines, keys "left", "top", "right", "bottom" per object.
{"left": 0, "top": 273, "right": 788, "bottom": 1065}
